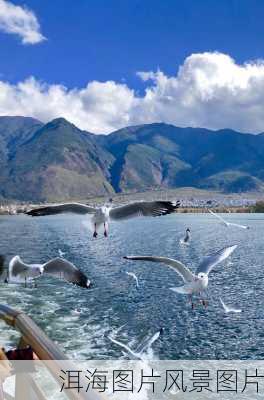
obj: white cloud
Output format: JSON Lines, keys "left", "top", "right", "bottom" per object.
{"left": 0, "top": 77, "right": 136, "bottom": 133}
{"left": 2, "top": 52, "right": 264, "bottom": 133}
{"left": 0, "top": 0, "right": 45, "bottom": 44}
{"left": 134, "top": 52, "right": 264, "bottom": 134}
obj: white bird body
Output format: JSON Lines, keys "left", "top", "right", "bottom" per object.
{"left": 9, "top": 256, "right": 43, "bottom": 281}
{"left": 91, "top": 206, "right": 110, "bottom": 224}
{"left": 124, "top": 245, "right": 237, "bottom": 306}
{"left": 27, "top": 200, "right": 180, "bottom": 238}
{"left": 172, "top": 274, "right": 209, "bottom": 295}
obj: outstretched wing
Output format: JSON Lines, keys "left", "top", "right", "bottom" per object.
{"left": 43, "top": 257, "right": 90, "bottom": 288}
{"left": 208, "top": 209, "right": 227, "bottom": 224}
{"left": 219, "top": 298, "right": 229, "bottom": 312}
{"left": 9, "top": 256, "right": 30, "bottom": 277}
{"left": 124, "top": 255, "right": 194, "bottom": 283}
{"left": 26, "top": 203, "right": 96, "bottom": 217}
{"left": 108, "top": 336, "right": 139, "bottom": 359}
{"left": 109, "top": 200, "right": 180, "bottom": 221}
{"left": 228, "top": 222, "right": 249, "bottom": 229}
{"left": 220, "top": 298, "right": 241, "bottom": 313}
{"left": 140, "top": 330, "right": 161, "bottom": 353}
{"left": 209, "top": 210, "right": 249, "bottom": 229}
{"left": 126, "top": 272, "right": 139, "bottom": 288}
{"left": 196, "top": 245, "right": 237, "bottom": 276}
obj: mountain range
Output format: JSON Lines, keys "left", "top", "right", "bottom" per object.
{"left": 0, "top": 116, "right": 264, "bottom": 202}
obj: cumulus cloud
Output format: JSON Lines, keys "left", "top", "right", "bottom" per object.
{"left": 0, "top": 78, "right": 136, "bottom": 133}
{"left": 0, "top": 0, "right": 45, "bottom": 44}
{"left": 2, "top": 52, "right": 264, "bottom": 133}
{"left": 134, "top": 52, "right": 264, "bottom": 134}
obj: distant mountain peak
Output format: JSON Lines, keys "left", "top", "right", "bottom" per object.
{"left": 0, "top": 115, "right": 42, "bottom": 122}
{"left": 47, "top": 117, "right": 76, "bottom": 128}
{"left": 0, "top": 115, "right": 43, "bottom": 128}
{"left": 0, "top": 116, "right": 264, "bottom": 201}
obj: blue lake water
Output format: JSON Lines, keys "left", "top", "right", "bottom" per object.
{"left": 0, "top": 213, "right": 263, "bottom": 360}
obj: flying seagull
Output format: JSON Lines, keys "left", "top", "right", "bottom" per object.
{"left": 208, "top": 210, "right": 249, "bottom": 229}
{"left": 58, "top": 249, "right": 66, "bottom": 257}
{"left": 108, "top": 328, "right": 163, "bottom": 360}
{"left": 126, "top": 271, "right": 139, "bottom": 289}
{"left": 180, "top": 228, "right": 191, "bottom": 245}
{"left": 220, "top": 298, "right": 242, "bottom": 314}
{"left": 3, "top": 255, "right": 90, "bottom": 288}
{"left": 26, "top": 200, "right": 180, "bottom": 238}
{"left": 124, "top": 245, "right": 237, "bottom": 308}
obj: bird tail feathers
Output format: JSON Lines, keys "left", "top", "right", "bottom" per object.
{"left": 170, "top": 286, "right": 190, "bottom": 294}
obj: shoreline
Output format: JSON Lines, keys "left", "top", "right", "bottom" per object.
{"left": 0, "top": 206, "right": 256, "bottom": 215}
{"left": 1, "top": 187, "right": 263, "bottom": 215}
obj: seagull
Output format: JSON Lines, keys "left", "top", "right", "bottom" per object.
{"left": 220, "top": 298, "right": 242, "bottom": 314}
{"left": 180, "top": 228, "right": 191, "bottom": 244}
{"left": 124, "top": 245, "right": 237, "bottom": 308}
{"left": 108, "top": 328, "right": 163, "bottom": 360}
{"left": 58, "top": 249, "right": 66, "bottom": 257}
{"left": 3, "top": 255, "right": 90, "bottom": 288}
{"left": 26, "top": 200, "right": 180, "bottom": 238}
{"left": 208, "top": 210, "right": 249, "bottom": 229}
{"left": 126, "top": 271, "right": 139, "bottom": 289}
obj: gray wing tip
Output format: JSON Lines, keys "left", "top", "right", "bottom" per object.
{"left": 86, "top": 279, "right": 92, "bottom": 288}
{"left": 45, "top": 258, "right": 91, "bottom": 288}
{"left": 209, "top": 244, "right": 238, "bottom": 259}
{"left": 228, "top": 244, "right": 238, "bottom": 251}
{"left": 25, "top": 209, "right": 36, "bottom": 216}
{"left": 26, "top": 207, "right": 48, "bottom": 217}
{"left": 214, "top": 244, "right": 237, "bottom": 254}
{"left": 64, "top": 261, "right": 90, "bottom": 288}
{"left": 123, "top": 256, "right": 143, "bottom": 261}
{"left": 173, "top": 200, "right": 181, "bottom": 207}
{"left": 155, "top": 200, "right": 181, "bottom": 216}
{"left": 74, "top": 271, "right": 91, "bottom": 288}
{"left": 229, "top": 244, "right": 238, "bottom": 254}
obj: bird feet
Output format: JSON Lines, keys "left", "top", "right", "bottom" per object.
{"left": 104, "top": 231, "right": 108, "bottom": 237}
{"left": 200, "top": 299, "right": 208, "bottom": 308}
{"left": 190, "top": 300, "right": 208, "bottom": 309}
{"left": 93, "top": 231, "right": 98, "bottom": 238}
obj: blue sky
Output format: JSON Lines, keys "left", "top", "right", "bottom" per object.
{"left": 1, "top": 0, "right": 264, "bottom": 89}
{"left": 1, "top": 0, "right": 264, "bottom": 134}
